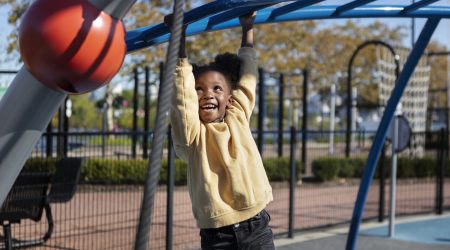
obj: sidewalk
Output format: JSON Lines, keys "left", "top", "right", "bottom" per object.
{"left": 275, "top": 213, "right": 450, "bottom": 250}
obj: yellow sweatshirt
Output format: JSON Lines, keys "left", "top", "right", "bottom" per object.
{"left": 170, "top": 47, "right": 273, "bottom": 229}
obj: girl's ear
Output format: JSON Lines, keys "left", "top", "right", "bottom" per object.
{"left": 226, "top": 95, "right": 234, "bottom": 108}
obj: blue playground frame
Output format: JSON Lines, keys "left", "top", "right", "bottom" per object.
{"left": 124, "top": 1, "right": 449, "bottom": 250}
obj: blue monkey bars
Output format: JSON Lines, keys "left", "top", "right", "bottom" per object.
{"left": 126, "top": 1, "right": 450, "bottom": 52}
{"left": 124, "top": 1, "right": 450, "bottom": 250}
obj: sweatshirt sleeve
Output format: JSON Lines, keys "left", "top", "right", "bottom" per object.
{"left": 231, "top": 47, "right": 258, "bottom": 120}
{"left": 170, "top": 58, "right": 200, "bottom": 159}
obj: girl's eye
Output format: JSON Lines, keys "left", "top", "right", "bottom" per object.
{"left": 214, "top": 86, "right": 222, "bottom": 91}
{"left": 195, "top": 87, "right": 202, "bottom": 92}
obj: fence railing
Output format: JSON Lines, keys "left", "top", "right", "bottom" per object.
{"left": 1, "top": 129, "right": 448, "bottom": 249}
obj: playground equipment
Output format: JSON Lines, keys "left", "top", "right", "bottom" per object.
{"left": 0, "top": 1, "right": 449, "bottom": 250}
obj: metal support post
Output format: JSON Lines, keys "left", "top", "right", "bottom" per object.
{"left": 288, "top": 126, "right": 297, "bottom": 238}
{"left": 278, "top": 73, "right": 285, "bottom": 157}
{"left": 257, "top": 68, "right": 266, "bottom": 155}
{"left": 166, "top": 127, "right": 175, "bottom": 250}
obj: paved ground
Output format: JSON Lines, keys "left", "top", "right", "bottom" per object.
{"left": 2, "top": 181, "right": 448, "bottom": 249}
{"left": 276, "top": 234, "right": 450, "bottom": 250}
{"left": 275, "top": 213, "right": 450, "bottom": 250}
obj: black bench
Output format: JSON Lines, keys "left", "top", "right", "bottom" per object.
{"left": 0, "top": 157, "right": 83, "bottom": 250}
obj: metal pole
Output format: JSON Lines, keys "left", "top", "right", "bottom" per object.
{"left": 257, "top": 68, "right": 266, "bottom": 155}
{"left": 329, "top": 83, "right": 336, "bottom": 155}
{"left": 389, "top": 105, "right": 401, "bottom": 237}
{"left": 436, "top": 128, "right": 445, "bottom": 215}
{"left": 101, "top": 102, "right": 108, "bottom": 158}
{"left": 278, "top": 73, "right": 285, "bottom": 157}
{"left": 0, "top": 67, "right": 66, "bottom": 205}
{"left": 166, "top": 127, "right": 175, "bottom": 250}
{"left": 46, "top": 122, "right": 53, "bottom": 157}
{"left": 301, "top": 69, "right": 308, "bottom": 174}
{"left": 345, "top": 40, "right": 400, "bottom": 157}
{"left": 63, "top": 97, "right": 70, "bottom": 156}
{"left": 378, "top": 144, "right": 386, "bottom": 222}
{"left": 351, "top": 87, "right": 357, "bottom": 154}
{"left": 288, "top": 126, "right": 297, "bottom": 238}
{"left": 57, "top": 100, "right": 65, "bottom": 157}
{"left": 143, "top": 66, "right": 150, "bottom": 159}
{"left": 132, "top": 67, "right": 139, "bottom": 158}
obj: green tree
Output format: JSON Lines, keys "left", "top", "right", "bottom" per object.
{"left": 3, "top": 1, "right": 448, "bottom": 128}
{"left": 70, "top": 94, "right": 102, "bottom": 129}
{"left": 427, "top": 42, "right": 449, "bottom": 108}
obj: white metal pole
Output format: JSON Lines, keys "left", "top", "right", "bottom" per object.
{"left": 329, "top": 84, "right": 336, "bottom": 155}
{"left": 351, "top": 87, "right": 357, "bottom": 152}
{"left": 389, "top": 104, "right": 402, "bottom": 237}
{"left": 0, "top": 67, "right": 66, "bottom": 205}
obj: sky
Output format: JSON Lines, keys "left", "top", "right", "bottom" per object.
{"left": 0, "top": 1, "right": 449, "bottom": 86}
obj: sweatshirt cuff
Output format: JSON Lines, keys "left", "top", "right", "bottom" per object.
{"left": 177, "top": 58, "right": 190, "bottom": 66}
{"left": 238, "top": 47, "right": 256, "bottom": 60}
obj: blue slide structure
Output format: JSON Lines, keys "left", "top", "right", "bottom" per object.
{"left": 125, "top": 1, "right": 449, "bottom": 249}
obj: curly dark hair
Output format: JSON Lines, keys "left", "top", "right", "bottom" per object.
{"left": 192, "top": 53, "right": 241, "bottom": 90}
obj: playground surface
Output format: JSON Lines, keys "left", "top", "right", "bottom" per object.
{"left": 275, "top": 213, "right": 450, "bottom": 250}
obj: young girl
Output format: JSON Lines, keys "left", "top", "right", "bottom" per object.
{"left": 169, "top": 12, "right": 274, "bottom": 249}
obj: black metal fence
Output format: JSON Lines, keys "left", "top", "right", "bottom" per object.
{"left": 1, "top": 129, "right": 449, "bottom": 250}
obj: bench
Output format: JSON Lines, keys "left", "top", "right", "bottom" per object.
{"left": 0, "top": 157, "right": 83, "bottom": 250}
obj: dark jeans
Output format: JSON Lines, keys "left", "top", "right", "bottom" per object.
{"left": 200, "top": 209, "right": 275, "bottom": 250}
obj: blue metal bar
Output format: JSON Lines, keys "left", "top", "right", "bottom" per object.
{"left": 185, "top": 0, "right": 287, "bottom": 22}
{"left": 332, "top": 0, "right": 377, "bottom": 16}
{"left": 345, "top": 18, "right": 440, "bottom": 250}
{"left": 126, "top": 0, "right": 292, "bottom": 52}
{"left": 127, "top": 1, "right": 231, "bottom": 52}
{"left": 127, "top": 1, "right": 230, "bottom": 52}
{"left": 207, "top": 5, "right": 273, "bottom": 28}
{"left": 269, "top": 0, "right": 325, "bottom": 19}
{"left": 400, "top": 0, "right": 439, "bottom": 14}
{"left": 126, "top": 5, "right": 450, "bottom": 52}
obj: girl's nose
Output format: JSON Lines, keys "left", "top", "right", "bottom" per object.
{"left": 203, "top": 90, "right": 213, "bottom": 99}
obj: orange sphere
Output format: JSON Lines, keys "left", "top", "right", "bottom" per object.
{"left": 19, "top": 0, "right": 126, "bottom": 94}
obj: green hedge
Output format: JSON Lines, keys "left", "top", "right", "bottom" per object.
{"left": 81, "top": 158, "right": 189, "bottom": 185}
{"left": 312, "top": 157, "right": 449, "bottom": 182}
{"left": 23, "top": 157, "right": 301, "bottom": 185}
{"left": 262, "top": 157, "right": 301, "bottom": 181}
{"left": 23, "top": 157, "right": 59, "bottom": 173}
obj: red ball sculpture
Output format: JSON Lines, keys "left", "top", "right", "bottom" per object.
{"left": 19, "top": 0, "right": 127, "bottom": 94}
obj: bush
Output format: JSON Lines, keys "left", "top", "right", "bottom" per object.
{"left": 22, "top": 156, "right": 300, "bottom": 185}
{"left": 382, "top": 157, "right": 436, "bottom": 178}
{"left": 158, "top": 159, "right": 188, "bottom": 185}
{"left": 23, "top": 157, "right": 59, "bottom": 173}
{"left": 82, "top": 158, "right": 188, "bottom": 185}
{"left": 24, "top": 155, "right": 449, "bottom": 184}
{"left": 412, "top": 158, "right": 435, "bottom": 177}
{"left": 314, "top": 157, "right": 381, "bottom": 182}
{"left": 312, "top": 156, "right": 442, "bottom": 182}
{"left": 312, "top": 158, "right": 340, "bottom": 181}
{"left": 263, "top": 157, "right": 301, "bottom": 181}
{"left": 347, "top": 158, "right": 366, "bottom": 177}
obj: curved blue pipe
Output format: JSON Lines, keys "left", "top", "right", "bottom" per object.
{"left": 126, "top": 5, "right": 450, "bottom": 52}
{"left": 345, "top": 18, "right": 440, "bottom": 250}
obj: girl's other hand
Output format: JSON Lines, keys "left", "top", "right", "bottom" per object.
{"left": 239, "top": 11, "right": 256, "bottom": 30}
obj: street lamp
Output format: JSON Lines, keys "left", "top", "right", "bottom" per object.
{"left": 345, "top": 40, "right": 400, "bottom": 157}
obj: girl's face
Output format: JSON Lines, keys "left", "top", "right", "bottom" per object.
{"left": 195, "top": 70, "right": 232, "bottom": 123}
